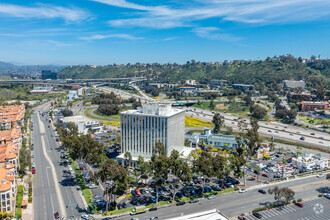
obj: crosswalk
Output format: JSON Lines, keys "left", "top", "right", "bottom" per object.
{"left": 245, "top": 197, "right": 330, "bottom": 220}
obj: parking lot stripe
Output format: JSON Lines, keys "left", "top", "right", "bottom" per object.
{"left": 260, "top": 211, "right": 271, "bottom": 218}
{"left": 267, "top": 210, "right": 278, "bottom": 217}
{"left": 245, "top": 215, "right": 255, "bottom": 220}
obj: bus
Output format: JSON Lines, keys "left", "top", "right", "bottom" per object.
{"left": 130, "top": 206, "right": 146, "bottom": 215}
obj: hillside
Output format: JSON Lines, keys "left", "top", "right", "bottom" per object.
{"left": 58, "top": 56, "right": 329, "bottom": 90}
{"left": 0, "top": 61, "right": 65, "bottom": 75}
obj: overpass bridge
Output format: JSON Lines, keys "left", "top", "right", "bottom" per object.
{"left": 0, "top": 77, "right": 147, "bottom": 86}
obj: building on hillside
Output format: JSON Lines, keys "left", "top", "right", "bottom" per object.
{"left": 58, "top": 115, "right": 103, "bottom": 134}
{"left": 185, "top": 129, "right": 238, "bottom": 149}
{"left": 118, "top": 103, "right": 185, "bottom": 166}
{"left": 290, "top": 92, "right": 311, "bottom": 101}
{"left": 232, "top": 84, "right": 254, "bottom": 90}
{"left": 283, "top": 80, "right": 306, "bottom": 89}
{"left": 298, "top": 101, "right": 329, "bottom": 111}
{"left": 30, "top": 86, "right": 53, "bottom": 94}
{"left": 0, "top": 105, "right": 25, "bottom": 130}
{"left": 180, "top": 86, "right": 197, "bottom": 94}
{"left": 210, "top": 79, "right": 227, "bottom": 87}
{"left": 185, "top": 80, "right": 196, "bottom": 85}
{"left": 292, "top": 153, "right": 329, "bottom": 171}
{"left": 41, "top": 70, "right": 57, "bottom": 80}
{"left": 77, "top": 87, "right": 91, "bottom": 96}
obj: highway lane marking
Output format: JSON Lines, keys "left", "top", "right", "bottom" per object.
{"left": 39, "top": 113, "right": 67, "bottom": 218}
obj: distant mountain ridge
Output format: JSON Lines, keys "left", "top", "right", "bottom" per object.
{"left": 0, "top": 61, "right": 65, "bottom": 75}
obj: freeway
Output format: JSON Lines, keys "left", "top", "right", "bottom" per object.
{"left": 32, "top": 103, "right": 85, "bottom": 220}
{"left": 185, "top": 107, "right": 330, "bottom": 149}
{"left": 110, "top": 174, "right": 329, "bottom": 220}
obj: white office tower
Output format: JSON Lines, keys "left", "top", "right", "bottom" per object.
{"left": 120, "top": 103, "right": 185, "bottom": 159}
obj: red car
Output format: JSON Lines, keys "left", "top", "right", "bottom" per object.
{"left": 135, "top": 189, "right": 141, "bottom": 195}
{"left": 32, "top": 169, "right": 36, "bottom": 174}
{"left": 262, "top": 173, "right": 269, "bottom": 178}
{"left": 295, "top": 202, "right": 303, "bottom": 208}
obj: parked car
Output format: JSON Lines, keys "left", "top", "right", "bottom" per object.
{"left": 317, "top": 174, "right": 325, "bottom": 178}
{"left": 189, "top": 198, "right": 199, "bottom": 203}
{"left": 131, "top": 190, "right": 137, "bottom": 197}
{"left": 135, "top": 189, "right": 141, "bottom": 195}
{"left": 262, "top": 173, "right": 269, "bottom": 178}
{"left": 32, "top": 169, "right": 36, "bottom": 174}
{"left": 81, "top": 214, "right": 90, "bottom": 220}
{"left": 149, "top": 207, "right": 158, "bottom": 212}
{"left": 252, "top": 212, "right": 262, "bottom": 219}
{"left": 88, "top": 184, "right": 98, "bottom": 189}
{"left": 122, "top": 202, "right": 127, "bottom": 209}
{"left": 300, "top": 136, "right": 305, "bottom": 140}
{"left": 176, "top": 201, "right": 185, "bottom": 206}
{"left": 117, "top": 203, "right": 122, "bottom": 210}
{"left": 207, "top": 195, "right": 216, "bottom": 200}
{"left": 295, "top": 202, "right": 303, "bottom": 208}
{"left": 258, "top": 189, "right": 267, "bottom": 194}
{"left": 239, "top": 189, "right": 247, "bottom": 193}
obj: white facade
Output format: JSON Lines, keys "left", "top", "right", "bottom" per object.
{"left": 292, "top": 153, "right": 329, "bottom": 171}
{"left": 68, "top": 91, "right": 78, "bottom": 101}
{"left": 59, "top": 115, "right": 103, "bottom": 134}
{"left": 120, "top": 103, "right": 185, "bottom": 160}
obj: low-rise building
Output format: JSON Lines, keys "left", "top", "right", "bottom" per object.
{"left": 292, "top": 153, "right": 329, "bottom": 171}
{"left": 58, "top": 115, "right": 103, "bottom": 134}
{"left": 185, "top": 80, "right": 197, "bottom": 85}
{"left": 64, "top": 84, "right": 80, "bottom": 90}
{"left": 185, "top": 129, "right": 238, "bottom": 149}
{"left": 30, "top": 86, "right": 53, "bottom": 94}
{"left": 0, "top": 164, "right": 17, "bottom": 212}
{"left": 283, "top": 80, "right": 306, "bottom": 89}
{"left": 180, "top": 86, "right": 197, "bottom": 94}
{"left": 232, "top": 84, "right": 254, "bottom": 90}
{"left": 298, "top": 101, "right": 329, "bottom": 111}
{"left": 210, "top": 79, "right": 227, "bottom": 87}
{"left": 68, "top": 91, "right": 78, "bottom": 101}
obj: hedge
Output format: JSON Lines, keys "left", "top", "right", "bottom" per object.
{"left": 17, "top": 208, "right": 22, "bottom": 219}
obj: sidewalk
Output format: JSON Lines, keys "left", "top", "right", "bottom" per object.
{"left": 22, "top": 203, "right": 33, "bottom": 220}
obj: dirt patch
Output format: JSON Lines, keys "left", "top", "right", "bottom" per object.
{"left": 216, "top": 103, "right": 229, "bottom": 110}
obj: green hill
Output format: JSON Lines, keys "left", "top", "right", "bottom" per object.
{"left": 58, "top": 55, "right": 329, "bottom": 89}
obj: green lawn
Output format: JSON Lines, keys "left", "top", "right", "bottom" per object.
{"left": 193, "top": 101, "right": 250, "bottom": 117}
{"left": 297, "top": 115, "right": 330, "bottom": 126}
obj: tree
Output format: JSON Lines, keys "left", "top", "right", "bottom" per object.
{"left": 96, "top": 158, "right": 127, "bottom": 212}
{"left": 97, "top": 104, "right": 119, "bottom": 116}
{"left": 212, "top": 113, "right": 224, "bottom": 134}
{"left": 61, "top": 109, "right": 73, "bottom": 117}
{"left": 268, "top": 186, "right": 295, "bottom": 205}
{"left": 184, "top": 138, "right": 191, "bottom": 147}
{"left": 243, "top": 95, "right": 254, "bottom": 106}
{"left": 250, "top": 104, "right": 267, "bottom": 120}
{"left": 137, "top": 156, "right": 150, "bottom": 184}
{"left": 192, "top": 151, "right": 214, "bottom": 197}
{"left": 315, "top": 85, "right": 326, "bottom": 100}
{"left": 123, "top": 152, "right": 132, "bottom": 170}
{"left": 153, "top": 142, "right": 166, "bottom": 156}
{"left": 210, "top": 98, "right": 215, "bottom": 110}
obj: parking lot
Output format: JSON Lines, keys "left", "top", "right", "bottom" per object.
{"left": 245, "top": 197, "right": 330, "bottom": 220}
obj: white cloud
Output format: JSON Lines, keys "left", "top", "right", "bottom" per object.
{"left": 47, "top": 40, "right": 77, "bottom": 47}
{"left": 192, "top": 27, "right": 242, "bottom": 42}
{"left": 80, "top": 34, "right": 143, "bottom": 40}
{"left": 0, "top": 3, "right": 89, "bottom": 22}
{"left": 92, "top": 0, "right": 330, "bottom": 29}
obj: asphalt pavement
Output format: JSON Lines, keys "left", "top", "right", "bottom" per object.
{"left": 32, "top": 103, "right": 85, "bottom": 220}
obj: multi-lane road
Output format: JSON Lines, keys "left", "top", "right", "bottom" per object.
{"left": 32, "top": 103, "right": 85, "bottom": 220}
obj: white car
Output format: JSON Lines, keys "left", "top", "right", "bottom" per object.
{"left": 207, "top": 195, "right": 216, "bottom": 200}
{"left": 317, "top": 174, "right": 325, "bottom": 178}
{"left": 239, "top": 189, "right": 247, "bottom": 193}
{"left": 88, "top": 184, "right": 98, "bottom": 189}
{"left": 81, "top": 214, "right": 90, "bottom": 220}
{"left": 324, "top": 193, "right": 330, "bottom": 199}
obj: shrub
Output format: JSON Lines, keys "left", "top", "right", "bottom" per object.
{"left": 253, "top": 207, "right": 267, "bottom": 212}
{"left": 297, "top": 198, "right": 302, "bottom": 202}
{"left": 292, "top": 199, "right": 296, "bottom": 203}
{"left": 318, "top": 194, "right": 323, "bottom": 197}
{"left": 28, "top": 197, "right": 32, "bottom": 203}
{"left": 17, "top": 208, "right": 22, "bottom": 219}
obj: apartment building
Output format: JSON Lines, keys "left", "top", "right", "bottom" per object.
{"left": 0, "top": 104, "right": 25, "bottom": 130}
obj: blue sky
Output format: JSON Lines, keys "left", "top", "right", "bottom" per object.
{"left": 0, "top": 0, "right": 330, "bottom": 65}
